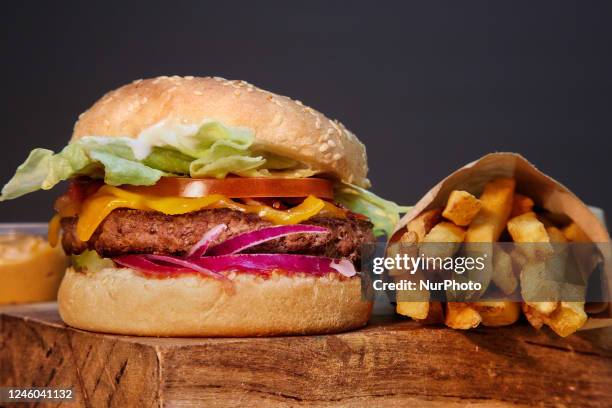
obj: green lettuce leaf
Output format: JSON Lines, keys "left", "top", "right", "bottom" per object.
{"left": 0, "top": 121, "right": 317, "bottom": 201}
{"left": 1, "top": 144, "right": 90, "bottom": 200}
{"left": 335, "top": 182, "right": 411, "bottom": 238}
{"left": 88, "top": 150, "right": 164, "bottom": 186}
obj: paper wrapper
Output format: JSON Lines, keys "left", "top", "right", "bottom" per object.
{"left": 390, "top": 152, "right": 612, "bottom": 330}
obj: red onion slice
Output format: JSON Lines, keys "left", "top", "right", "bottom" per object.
{"left": 114, "top": 255, "right": 190, "bottom": 275}
{"left": 191, "top": 254, "right": 357, "bottom": 277}
{"left": 147, "top": 254, "right": 227, "bottom": 280}
{"left": 208, "top": 225, "right": 328, "bottom": 256}
{"left": 186, "top": 224, "right": 228, "bottom": 258}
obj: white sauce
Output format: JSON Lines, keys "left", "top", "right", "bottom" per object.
{"left": 80, "top": 119, "right": 253, "bottom": 160}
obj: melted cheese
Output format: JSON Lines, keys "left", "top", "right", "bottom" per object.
{"left": 52, "top": 185, "right": 345, "bottom": 243}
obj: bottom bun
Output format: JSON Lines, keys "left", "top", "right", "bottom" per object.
{"left": 58, "top": 267, "right": 372, "bottom": 337}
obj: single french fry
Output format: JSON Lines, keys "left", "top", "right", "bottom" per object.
{"left": 507, "top": 212, "right": 550, "bottom": 243}
{"left": 442, "top": 190, "right": 482, "bottom": 226}
{"left": 396, "top": 301, "right": 429, "bottom": 320}
{"left": 562, "top": 222, "right": 590, "bottom": 242}
{"left": 510, "top": 193, "right": 534, "bottom": 218}
{"left": 407, "top": 209, "right": 442, "bottom": 242}
{"left": 547, "top": 302, "right": 588, "bottom": 337}
{"left": 520, "top": 262, "right": 559, "bottom": 316}
{"left": 507, "top": 212, "right": 554, "bottom": 260}
{"left": 546, "top": 282, "right": 588, "bottom": 337}
{"left": 421, "top": 222, "right": 466, "bottom": 259}
{"left": 423, "top": 222, "right": 466, "bottom": 243}
{"left": 445, "top": 303, "right": 482, "bottom": 329}
{"left": 466, "top": 178, "right": 515, "bottom": 243}
{"left": 491, "top": 246, "right": 518, "bottom": 295}
{"left": 418, "top": 222, "right": 466, "bottom": 319}
{"left": 474, "top": 301, "right": 520, "bottom": 327}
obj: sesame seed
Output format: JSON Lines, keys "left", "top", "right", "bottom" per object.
{"left": 184, "top": 76, "right": 194, "bottom": 80}
{"left": 193, "top": 90, "right": 203, "bottom": 95}
{"left": 332, "top": 153, "right": 342, "bottom": 160}
{"left": 319, "top": 144, "right": 330, "bottom": 152}
{"left": 78, "top": 113, "right": 84, "bottom": 119}
{"left": 327, "top": 140, "right": 336, "bottom": 147}
{"left": 234, "top": 90, "right": 241, "bottom": 96}
{"left": 330, "top": 120, "right": 342, "bottom": 135}
{"left": 133, "top": 79, "right": 143, "bottom": 84}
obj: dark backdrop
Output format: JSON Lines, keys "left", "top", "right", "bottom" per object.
{"left": 1, "top": 1, "right": 611, "bottom": 226}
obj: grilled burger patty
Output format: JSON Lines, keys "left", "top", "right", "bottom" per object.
{"left": 61, "top": 208, "right": 374, "bottom": 263}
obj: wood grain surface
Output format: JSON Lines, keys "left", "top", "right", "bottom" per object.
{"left": 1, "top": 303, "right": 611, "bottom": 407}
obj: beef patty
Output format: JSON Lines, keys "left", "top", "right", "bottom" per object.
{"left": 61, "top": 208, "right": 374, "bottom": 263}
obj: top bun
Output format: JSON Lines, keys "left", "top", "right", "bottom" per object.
{"left": 72, "top": 76, "right": 369, "bottom": 187}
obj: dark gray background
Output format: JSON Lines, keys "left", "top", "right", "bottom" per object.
{"left": 1, "top": 1, "right": 611, "bottom": 225}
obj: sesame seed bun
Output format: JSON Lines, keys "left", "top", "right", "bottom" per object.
{"left": 58, "top": 267, "right": 372, "bottom": 337}
{"left": 72, "top": 76, "right": 369, "bottom": 187}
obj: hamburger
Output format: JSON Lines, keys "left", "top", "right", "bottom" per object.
{"left": 1, "top": 76, "right": 404, "bottom": 336}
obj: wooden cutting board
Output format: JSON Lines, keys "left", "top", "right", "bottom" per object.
{"left": 1, "top": 303, "right": 611, "bottom": 407}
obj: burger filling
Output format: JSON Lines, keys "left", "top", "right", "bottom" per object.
{"left": 48, "top": 177, "right": 375, "bottom": 278}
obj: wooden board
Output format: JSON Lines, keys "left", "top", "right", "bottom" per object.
{"left": 1, "top": 303, "right": 611, "bottom": 407}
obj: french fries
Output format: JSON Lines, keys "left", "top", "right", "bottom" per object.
{"left": 392, "top": 177, "right": 594, "bottom": 337}
{"left": 442, "top": 190, "right": 481, "bottom": 226}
